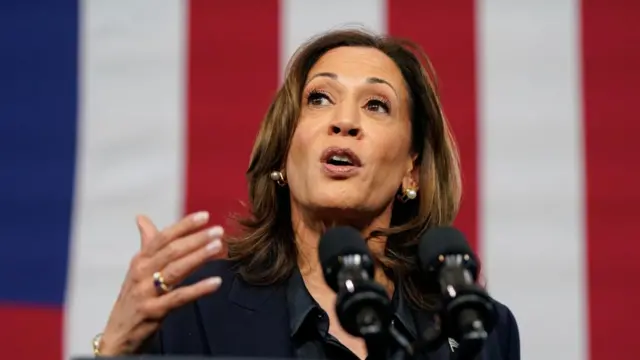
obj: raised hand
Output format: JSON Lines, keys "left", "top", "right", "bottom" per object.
{"left": 97, "top": 211, "right": 224, "bottom": 355}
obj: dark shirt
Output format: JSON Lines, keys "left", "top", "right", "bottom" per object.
{"left": 285, "top": 268, "right": 438, "bottom": 360}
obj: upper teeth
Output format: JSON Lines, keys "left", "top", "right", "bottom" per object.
{"left": 331, "top": 155, "right": 352, "bottom": 164}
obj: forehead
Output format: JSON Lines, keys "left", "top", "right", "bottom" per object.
{"left": 308, "top": 46, "right": 405, "bottom": 87}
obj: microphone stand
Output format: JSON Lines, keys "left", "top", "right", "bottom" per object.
{"left": 361, "top": 321, "right": 416, "bottom": 360}
{"left": 409, "top": 303, "right": 490, "bottom": 360}
{"left": 344, "top": 283, "right": 491, "bottom": 360}
{"left": 388, "top": 325, "right": 416, "bottom": 360}
{"left": 335, "top": 277, "right": 418, "bottom": 360}
{"left": 353, "top": 305, "right": 389, "bottom": 360}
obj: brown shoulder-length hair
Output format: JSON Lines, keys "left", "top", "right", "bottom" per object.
{"left": 228, "top": 29, "right": 462, "bottom": 310}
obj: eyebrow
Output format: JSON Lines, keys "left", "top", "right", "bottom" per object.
{"left": 306, "top": 72, "right": 398, "bottom": 98}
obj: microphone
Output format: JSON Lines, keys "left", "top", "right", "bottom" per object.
{"left": 318, "top": 226, "right": 395, "bottom": 360}
{"left": 417, "top": 227, "right": 496, "bottom": 357}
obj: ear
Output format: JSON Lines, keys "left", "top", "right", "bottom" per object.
{"left": 401, "top": 153, "right": 419, "bottom": 191}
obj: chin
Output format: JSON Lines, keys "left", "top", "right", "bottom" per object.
{"left": 312, "top": 185, "right": 363, "bottom": 209}
{"left": 313, "top": 196, "right": 360, "bottom": 211}
{"left": 309, "top": 192, "right": 376, "bottom": 223}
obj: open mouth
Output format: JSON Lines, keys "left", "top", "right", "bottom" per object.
{"left": 321, "top": 147, "right": 362, "bottom": 167}
{"left": 327, "top": 154, "right": 354, "bottom": 166}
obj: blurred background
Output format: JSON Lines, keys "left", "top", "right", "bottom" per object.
{"left": 1, "top": 0, "right": 638, "bottom": 359}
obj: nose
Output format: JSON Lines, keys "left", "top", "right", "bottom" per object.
{"left": 330, "top": 122, "right": 360, "bottom": 137}
{"left": 328, "top": 107, "right": 362, "bottom": 138}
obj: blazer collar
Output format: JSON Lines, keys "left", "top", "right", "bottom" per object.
{"left": 196, "top": 273, "right": 294, "bottom": 358}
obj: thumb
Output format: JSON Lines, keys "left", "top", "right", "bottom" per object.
{"left": 136, "top": 215, "right": 158, "bottom": 248}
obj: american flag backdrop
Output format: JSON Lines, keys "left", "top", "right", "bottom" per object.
{"left": 0, "top": 0, "right": 638, "bottom": 359}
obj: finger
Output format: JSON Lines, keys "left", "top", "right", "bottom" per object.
{"left": 150, "top": 225, "right": 224, "bottom": 271}
{"left": 159, "top": 234, "right": 225, "bottom": 286}
{"left": 136, "top": 215, "right": 159, "bottom": 249}
{"left": 147, "top": 276, "right": 222, "bottom": 316}
{"left": 145, "top": 211, "right": 210, "bottom": 255}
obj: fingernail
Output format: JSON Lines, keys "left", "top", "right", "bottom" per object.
{"left": 207, "top": 226, "right": 224, "bottom": 238}
{"left": 206, "top": 239, "right": 222, "bottom": 253}
{"left": 192, "top": 211, "right": 209, "bottom": 224}
{"left": 207, "top": 276, "right": 222, "bottom": 287}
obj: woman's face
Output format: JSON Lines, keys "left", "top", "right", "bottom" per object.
{"left": 286, "top": 46, "right": 416, "bottom": 219}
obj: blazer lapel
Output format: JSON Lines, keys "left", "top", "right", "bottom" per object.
{"left": 196, "top": 275, "right": 295, "bottom": 358}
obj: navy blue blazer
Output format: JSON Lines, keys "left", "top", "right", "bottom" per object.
{"left": 145, "top": 260, "right": 520, "bottom": 359}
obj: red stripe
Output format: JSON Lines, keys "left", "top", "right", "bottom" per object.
{"left": 185, "top": 0, "right": 280, "bottom": 227}
{"left": 0, "top": 306, "right": 61, "bottom": 358}
{"left": 582, "top": 1, "right": 640, "bottom": 359}
{"left": 387, "top": 0, "right": 479, "bottom": 252}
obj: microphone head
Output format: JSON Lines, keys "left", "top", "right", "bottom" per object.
{"left": 318, "top": 226, "right": 374, "bottom": 293}
{"left": 418, "top": 226, "right": 479, "bottom": 280}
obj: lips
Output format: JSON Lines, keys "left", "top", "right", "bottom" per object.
{"left": 320, "top": 147, "right": 362, "bottom": 167}
{"left": 320, "top": 147, "right": 362, "bottom": 179}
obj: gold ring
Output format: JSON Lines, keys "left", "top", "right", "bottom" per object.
{"left": 153, "top": 271, "right": 172, "bottom": 294}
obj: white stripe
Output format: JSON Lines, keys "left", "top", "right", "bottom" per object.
{"left": 64, "top": 0, "right": 187, "bottom": 357}
{"left": 280, "top": 0, "right": 387, "bottom": 79}
{"left": 477, "top": 1, "right": 586, "bottom": 359}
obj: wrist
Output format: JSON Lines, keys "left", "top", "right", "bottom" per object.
{"left": 93, "top": 331, "right": 120, "bottom": 357}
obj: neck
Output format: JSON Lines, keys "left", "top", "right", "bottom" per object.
{"left": 291, "top": 202, "right": 394, "bottom": 295}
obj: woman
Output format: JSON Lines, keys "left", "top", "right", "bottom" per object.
{"left": 94, "top": 29, "right": 520, "bottom": 359}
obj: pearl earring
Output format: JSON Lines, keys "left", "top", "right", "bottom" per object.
{"left": 398, "top": 186, "right": 418, "bottom": 202}
{"left": 405, "top": 188, "right": 417, "bottom": 200}
{"left": 270, "top": 170, "right": 286, "bottom": 187}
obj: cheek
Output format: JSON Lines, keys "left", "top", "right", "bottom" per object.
{"left": 285, "top": 123, "right": 316, "bottom": 180}
{"left": 370, "top": 131, "right": 411, "bottom": 168}
{"left": 286, "top": 131, "right": 305, "bottom": 173}
{"left": 365, "top": 130, "right": 413, "bottom": 195}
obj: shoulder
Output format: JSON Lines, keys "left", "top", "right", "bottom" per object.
{"left": 152, "top": 259, "right": 291, "bottom": 356}
{"left": 490, "top": 298, "right": 520, "bottom": 360}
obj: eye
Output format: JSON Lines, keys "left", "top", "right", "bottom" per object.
{"left": 307, "top": 89, "right": 333, "bottom": 106}
{"left": 364, "top": 97, "right": 391, "bottom": 114}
